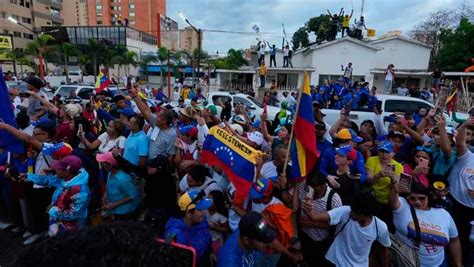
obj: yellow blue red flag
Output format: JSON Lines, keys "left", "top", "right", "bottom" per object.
{"left": 201, "top": 126, "right": 263, "bottom": 199}
{"left": 290, "top": 72, "right": 318, "bottom": 180}
{"left": 95, "top": 68, "right": 111, "bottom": 93}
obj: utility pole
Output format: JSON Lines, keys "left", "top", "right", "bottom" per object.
{"left": 361, "top": 0, "right": 365, "bottom": 17}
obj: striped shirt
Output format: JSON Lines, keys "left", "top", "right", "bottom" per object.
{"left": 298, "top": 184, "right": 342, "bottom": 241}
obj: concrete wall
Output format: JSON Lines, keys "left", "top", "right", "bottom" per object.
{"left": 373, "top": 39, "right": 431, "bottom": 70}
{"left": 311, "top": 41, "right": 378, "bottom": 85}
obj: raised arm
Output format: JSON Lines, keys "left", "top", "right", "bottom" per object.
{"left": 29, "top": 91, "right": 59, "bottom": 114}
{"left": 400, "top": 121, "right": 424, "bottom": 145}
{"left": 388, "top": 183, "right": 402, "bottom": 210}
{"left": 327, "top": 10, "right": 333, "bottom": 16}
{"left": 455, "top": 118, "right": 474, "bottom": 157}
{"left": 0, "top": 122, "right": 43, "bottom": 150}
{"left": 328, "top": 109, "right": 347, "bottom": 138}
{"left": 130, "top": 90, "right": 152, "bottom": 122}
{"left": 437, "top": 116, "right": 452, "bottom": 157}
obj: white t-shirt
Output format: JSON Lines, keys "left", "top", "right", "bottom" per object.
{"left": 326, "top": 206, "right": 391, "bottom": 267}
{"left": 261, "top": 161, "right": 278, "bottom": 182}
{"left": 393, "top": 197, "right": 458, "bottom": 267}
{"left": 33, "top": 144, "right": 54, "bottom": 189}
{"left": 448, "top": 150, "right": 474, "bottom": 208}
{"left": 97, "top": 133, "right": 126, "bottom": 154}
{"left": 283, "top": 48, "right": 289, "bottom": 57}
{"left": 206, "top": 211, "right": 228, "bottom": 242}
{"left": 259, "top": 46, "right": 265, "bottom": 56}
{"left": 385, "top": 70, "right": 393, "bottom": 81}
{"left": 251, "top": 197, "right": 282, "bottom": 213}
{"left": 397, "top": 87, "right": 409, "bottom": 96}
{"left": 179, "top": 175, "right": 222, "bottom": 194}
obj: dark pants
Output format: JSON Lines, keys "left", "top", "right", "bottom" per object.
{"left": 355, "top": 29, "right": 362, "bottom": 40}
{"left": 376, "top": 203, "right": 395, "bottom": 233}
{"left": 258, "top": 55, "right": 265, "bottom": 65}
{"left": 299, "top": 231, "right": 333, "bottom": 266}
{"left": 449, "top": 195, "right": 473, "bottom": 266}
{"left": 26, "top": 186, "right": 53, "bottom": 234}
{"left": 260, "top": 75, "right": 266, "bottom": 88}
{"left": 270, "top": 55, "right": 276, "bottom": 67}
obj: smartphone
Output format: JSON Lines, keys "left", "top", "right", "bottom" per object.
{"left": 399, "top": 173, "right": 412, "bottom": 193}
{"left": 77, "top": 124, "right": 83, "bottom": 137}
{"left": 418, "top": 158, "right": 429, "bottom": 169}
{"left": 306, "top": 186, "right": 314, "bottom": 199}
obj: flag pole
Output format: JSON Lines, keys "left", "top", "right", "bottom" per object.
{"left": 282, "top": 72, "right": 307, "bottom": 176}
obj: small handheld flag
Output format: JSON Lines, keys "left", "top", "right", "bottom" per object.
{"left": 95, "top": 68, "right": 111, "bottom": 93}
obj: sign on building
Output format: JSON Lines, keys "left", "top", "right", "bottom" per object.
{"left": 0, "top": 35, "right": 13, "bottom": 61}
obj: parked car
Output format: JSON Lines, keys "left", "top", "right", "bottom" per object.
{"left": 321, "top": 94, "right": 468, "bottom": 127}
{"left": 183, "top": 77, "right": 200, "bottom": 88}
{"left": 54, "top": 84, "right": 95, "bottom": 100}
{"left": 68, "top": 70, "right": 83, "bottom": 83}
{"left": 208, "top": 92, "right": 288, "bottom": 121}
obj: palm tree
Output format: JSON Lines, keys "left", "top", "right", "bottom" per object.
{"left": 5, "top": 49, "right": 34, "bottom": 74}
{"left": 139, "top": 54, "right": 157, "bottom": 82}
{"left": 156, "top": 47, "right": 169, "bottom": 88}
{"left": 24, "top": 34, "right": 55, "bottom": 76}
{"left": 123, "top": 51, "right": 138, "bottom": 76}
{"left": 53, "top": 42, "right": 78, "bottom": 81}
{"left": 84, "top": 38, "right": 107, "bottom": 78}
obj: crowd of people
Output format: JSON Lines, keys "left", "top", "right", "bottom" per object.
{"left": 0, "top": 70, "right": 473, "bottom": 267}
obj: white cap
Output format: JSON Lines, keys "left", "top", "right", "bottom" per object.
{"left": 230, "top": 124, "right": 244, "bottom": 135}
{"left": 248, "top": 131, "right": 264, "bottom": 146}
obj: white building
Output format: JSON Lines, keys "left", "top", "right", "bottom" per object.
{"left": 291, "top": 36, "right": 433, "bottom": 92}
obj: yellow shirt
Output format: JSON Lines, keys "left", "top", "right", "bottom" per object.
{"left": 181, "top": 88, "right": 189, "bottom": 99}
{"left": 343, "top": 16, "right": 350, "bottom": 27}
{"left": 366, "top": 156, "right": 403, "bottom": 204}
{"left": 259, "top": 66, "right": 267, "bottom": 76}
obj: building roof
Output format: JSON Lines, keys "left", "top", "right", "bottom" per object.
{"left": 296, "top": 37, "right": 380, "bottom": 55}
{"left": 371, "top": 35, "right": 432, "bottom": 49}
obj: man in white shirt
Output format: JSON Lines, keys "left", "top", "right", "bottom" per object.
{"left": 396, "top": 84, "right": 409, "bottom": 96}
{"left": 259, "top": 145, "right": 287, "bottom": 183}
{"left": 301, "top": 191, "right": 391, "bottom": 267}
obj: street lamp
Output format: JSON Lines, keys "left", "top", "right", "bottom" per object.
{"left": 7, "top": 16, "right": 46, "bottom": 79}
{"left": 178, "top": 12, "right": 201, "bottom": 80}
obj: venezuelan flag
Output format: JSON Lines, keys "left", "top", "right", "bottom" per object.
{"left": 445, "top": 88, "right": 457, "bottom": 113}
{"left": 95, "top": 69, "right": 111, "bottom": 93}
{"left": 289, "top": 72, "right": 318, "bottom": 180}
{"left": 201, "top": 126, "right": 263, "bottom": 199}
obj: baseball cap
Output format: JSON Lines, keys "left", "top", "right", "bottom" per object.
{"left": 336, "top": 145, "right": 357, "bottom": 160}
{"left": 42, "top": 142, "right": 73, "bottom": 159}
{"left": 179, "top": 125, "right": 198, "bottom": 137}
{"left": 31, "top": 117, "right": 54, "bottom": 127}
{"left": 239, "top": 211, "right": 277, "bottom": 244}
{"left": 378, "top": 140, "right": 394, "bottom": 153}
{"left": 96, "top": 152, "right": 118, "bottom": 166}
{"left": 51, "top": 155, "right": 82, "bottom": 173}
{"left": 387, "top": 131, "right": 406, "bottom": 141}
{"left": 252, "top": 119, "right": 261, "bottom": 129}
{"left": 337, "top": 128, "right": 363, "bottom": 143}
{"left": 249, "top": 178, "right": 273, "bottom": 200}
{"left": 117, "top": 107, "right": 135, "bottom": 118}
{"left": 24, "top": 76, "right": 44, "bottom": 89}
{"left": 280, "top": 101, "right": 288, "bottom": 109}
{"left": 178, "top": 190, "right": 213, "bottom": 212}
{"left": 248, "top": 131, "right": 264, "bottom": 146}
{"left": 445, "top": 126, "right": 455, "bottom": 136}
{"left": 205, "top": 104, "right": 218, "bottom": 115}
{"left": 230, "top": 124, "right": 244, "bottom": 135}
{"left": 232, "top": 115, "right": 247, "bottom": 125}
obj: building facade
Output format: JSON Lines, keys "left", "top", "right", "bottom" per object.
{"left": 62, "top": 0, "right": 88, "bottom": 26}
{"left": 179, "top": 26, "right": 201, "bottom": 54}
{"left": 0, "top": 0, "right": 64, "bottom": 49}
{"left": 86, "top": 0, "right": 165, "bottom": 38}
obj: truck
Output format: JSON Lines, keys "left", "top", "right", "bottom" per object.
{"left": 320, "top": 94, "right": 468, "bottom": 127}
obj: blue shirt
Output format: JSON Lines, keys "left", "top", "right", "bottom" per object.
{"left": 317, "top": 139, "right": 332, "bottom": 156}
{"left": 106, "top": 170, "right": 140, "bottom": 215}
{"left": 217, "top": 230, "right": 264, "bottom": 267}
{"left": 123, "top": 130, "right": 149, "bottom": 166}
{"left": 155, "top": 92, "right": 167, "bottom": 101}
{"left": 319, "top": 147, "right": 367, "bottom": 183}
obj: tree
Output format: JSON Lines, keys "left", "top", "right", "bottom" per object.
{"left": 83, "top": 38, "right": 107, "bottom": 78}
{"left": 122, "top": 51, "right": 138, "bottom": 76}
{"left": 210, "top": 49, "right": 248, "bottom": 70}
{"left": 408, "top": 7, "right": 474, "bottom": 68}
{"left": 5, "top": 50, "right": 33, "bottom": 73}
{"left": 53, "top": 42, "right": 78, "bottom": 81}
{"left": 139, "top": 54, "right": 157, "bottom": 82}
{"left": 292, "top": 27, "right": 310, "bottom": 50}
{"left": 156, "top": 47, "right": 169, "bottom": 88}
{"left": 436, "top": 18, "right": 474, "bottom": 71}
{"left": 24, "top": 34, "right": 55, "bottom": 75}
{"left": 306, "top": 14, "right": 332, "bottom": 44}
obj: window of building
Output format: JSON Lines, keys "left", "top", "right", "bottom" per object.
{"left": 10, "top": 0, "right": 18, "bottom": 4}
{"left": 0, "top": 12, "right": 6, "bottom": 18}
{"left": 25, "top": 1, "right": 30, "bottom": 8}
{"left": 129, "top": 3, "right": 134, "bottom": 9}
{"left": 22, "top": 32, "right": 33, "bottom": 39}
{"left": 50, "top": 8, "right": 60, "bottom": 17}
{"left": 13, "top": 31, "right": 22, "bottom": 38}
{"left": 96, "top": 4, "right": 102, "bottom": 10}
{"left": 129, "top": 12, "right": 135, "bottom": 17}
{"left": 130, "top": 20, "right": 135, "bottom": 25}
{"left": 97, "top": 20, "right": 102, "bottom": 25}
{"left": 46, "top": 21, "right": 51, "bottom": 25}
{"left": 21, "top": 17, "right": 32, "bottom": 24}
{"left": 11, "top": 15, "right": 20, "bottom": 21}
{"left": 3, "top": 30, "right": 10, "bottom": 35}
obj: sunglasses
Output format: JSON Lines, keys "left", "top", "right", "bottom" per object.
{"left": 416, "top": 146, "right": 433, "bottom": 153}
{"left": 408, "top": 195, "right": 427, "bottom": 202}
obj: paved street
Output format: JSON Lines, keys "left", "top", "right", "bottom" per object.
{"left": 0, "top": 230, "right": 24, "bottom": 267}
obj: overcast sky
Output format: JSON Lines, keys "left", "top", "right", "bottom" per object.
{"left": 167, "top": 0, "right": 469, "bottom": 55}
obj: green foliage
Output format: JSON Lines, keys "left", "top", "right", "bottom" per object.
{"left": 292, "top": 27, "right": 309, "bottom": 51}
{"left": 210, "top": 49, "right": 248, "bottom": 70}
{"left": 437, "top": 18, "right": 474, "bottom": 71}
